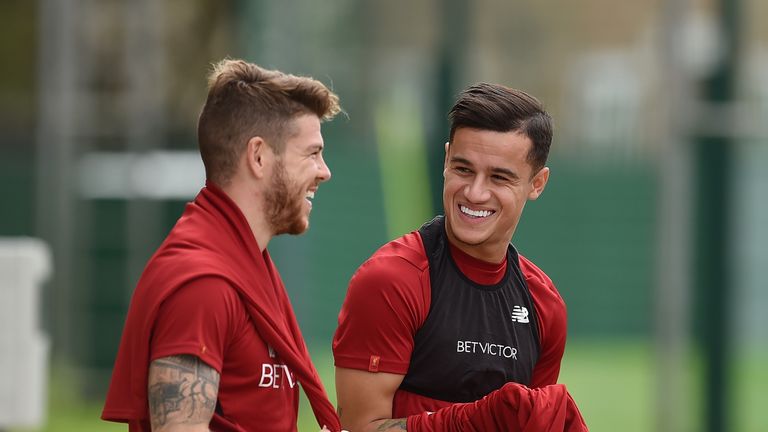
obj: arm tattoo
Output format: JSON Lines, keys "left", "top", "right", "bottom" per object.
{"left": 148, "top": 354, "right": 220, "bottom": 431}
{"left": 375, "top": 419, "right": 408, "bottom": 431}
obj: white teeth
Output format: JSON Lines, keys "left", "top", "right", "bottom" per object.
{"left": 460, "top": 205, "right": 493, "bottom": 218}
{"left": 306, "top": 191, "right": 315, "bottom": 200}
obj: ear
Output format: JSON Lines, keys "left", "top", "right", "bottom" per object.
{"left": 244, "top": 136, "right": 272, "bottom": 179}
{"left": 527, "top": 166, "right": 550, "bottom": 200}
{"left": 443, "top": 141, "right": 451, "bottom": 175}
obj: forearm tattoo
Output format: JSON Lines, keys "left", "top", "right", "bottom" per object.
{"left": 148, "top": 354, "right": 220, "bottom": 430}
{"left": 375, "top": 419, "right": 408, "bottom": 431}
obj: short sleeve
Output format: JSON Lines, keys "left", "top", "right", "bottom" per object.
{"left": 520, "top": 255, "right": 567, "bottom": 387}
{"left": 150, "top": 276, "right": 244, "bottom": 373}
{"left": 333, "top": 241, "right": 430, "bottom": 375}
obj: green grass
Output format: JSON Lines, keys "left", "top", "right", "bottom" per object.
{"left": 11, "top": 366, "right": 123, "bottom": 432}
{"left": 12, "top": 340, "right": 767, "bottom": 431}
{"left": 733, "top": 346, "right": 768, "bottom": 432}
{"left": 558, "top": 339, "right": 655, "bottom": 432}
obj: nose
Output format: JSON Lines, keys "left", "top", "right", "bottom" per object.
{"left": 317, "top": 154, "right": 331, "bottom": 182}
{"left": 464, "top": 176, "right": 490, "bottom": 202}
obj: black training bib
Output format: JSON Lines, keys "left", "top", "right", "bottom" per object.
{"left": 399, "top": 216, "right": 540, "bottom": 403}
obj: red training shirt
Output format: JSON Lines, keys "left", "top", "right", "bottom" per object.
{"left": 148, "top": 276, "right": 299, "bottom": 431}
{"left": 333, "top": 230, "right": 567, "bottom": 417}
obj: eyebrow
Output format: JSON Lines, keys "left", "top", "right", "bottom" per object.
{"left": 450, "top": 156, "right": 519, "bottom": 180}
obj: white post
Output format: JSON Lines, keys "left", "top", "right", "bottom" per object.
{"left": 0, "top": 238, "right": 52, "bottom": 429}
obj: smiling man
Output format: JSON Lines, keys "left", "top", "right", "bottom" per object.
{"left": 102, "top": 59, "right": 344, "bottom": 431}
{"left": 333, "top": 83, "right": 588, "bottom": 431}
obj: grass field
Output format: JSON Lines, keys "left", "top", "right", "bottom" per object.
{"left": 11, "top": 339, "right": 767, "bottom": 432}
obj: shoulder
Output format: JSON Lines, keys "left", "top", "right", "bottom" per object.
{"left": 365, "top": 231, "right": 428, "bottom": 270}
{"left": 518, "top": 254, "right": 565, "bottom": 312}
{"left": 518, "top": 254, "right": 569, "bottom": 386}
{"left": 156, "top": 276, "right": 247, "bottom": 336}
{"left": 338, "top": 231, "right": 431, "bottom": 338}
{"left": 518, "top": 253, "right": 567, "bottom": 348}
{"left": 351, "top": 231, "right": 429, "bottom": 285}
{"left": 335, "top": 233, "right": 430, "bottom": 373}
{"left": 151, "top": 277, "right": 245, "bottom": 371}
{"left": 163, "top": 276, "right": 241, "bottom": 309}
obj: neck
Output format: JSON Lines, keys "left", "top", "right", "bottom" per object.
{"left": 217, "top": 180, "right": 272, "bottom": 252}
{"left": 446, "top": 235, "right": 508, "bottom": 264}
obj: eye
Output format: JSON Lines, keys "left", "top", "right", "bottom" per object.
{"left": 491, "top": 174, "right": 509, "bottom": 182}
{"left": 454, "top": 166, "right": 472, "bottom": 174}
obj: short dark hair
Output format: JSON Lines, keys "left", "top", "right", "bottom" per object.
{"left": 198, "top": 59, "right": 341, "bottom": 186}
{"left": 448, "top": 83, "right": 552, "bottom": 173}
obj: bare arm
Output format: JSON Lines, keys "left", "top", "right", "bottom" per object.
{"left": 337, "top": 367, "right": 590, "bottom": 432}
{"left": 147, "top": 355, "right": 220, "bottom": 432}
{"left": 336, "top": 366, "right": 410, "bottom": 432}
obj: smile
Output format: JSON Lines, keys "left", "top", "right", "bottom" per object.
{"left": 459, "top": 204, "right": 495, "bottom": 218}
{"left": 305, "top": 190, "right": 316, "bottom": 209}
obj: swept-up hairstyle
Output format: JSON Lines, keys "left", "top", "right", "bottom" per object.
{"left": 449, "top": 83, "right": 552, "bottom": 174}
{"left": 198, "top": 59, "right": 341, "bottom": 185}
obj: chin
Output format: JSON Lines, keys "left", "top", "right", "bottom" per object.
{"left": 449, "top": 225, "right": 488, "bottom": 246}
{"left": 454, "top": 233, "right": 488, "bottom": 247}
{"left": 289, "top": 219, "right": 310, "bottom": 235}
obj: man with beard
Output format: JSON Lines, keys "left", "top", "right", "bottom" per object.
{"left": 102, "top": 59, "right": 344, "bottom": 432}
{"left": 332, "top": 83, "right": 588, "bottom": 431}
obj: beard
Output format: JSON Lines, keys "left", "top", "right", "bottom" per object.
{"left": 265, "top": 160, "right": 308, "bottom": 235}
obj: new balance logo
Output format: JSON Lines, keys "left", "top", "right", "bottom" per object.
{"left": 511, "top": 306, "right": 529, "bottom": 323}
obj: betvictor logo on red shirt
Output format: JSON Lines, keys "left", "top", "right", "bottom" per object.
{"left": 258, "top": 363, "right": 296, "bottom": 388}
{"left": 258, "top": 344, "right": 296, "bottom": 389}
